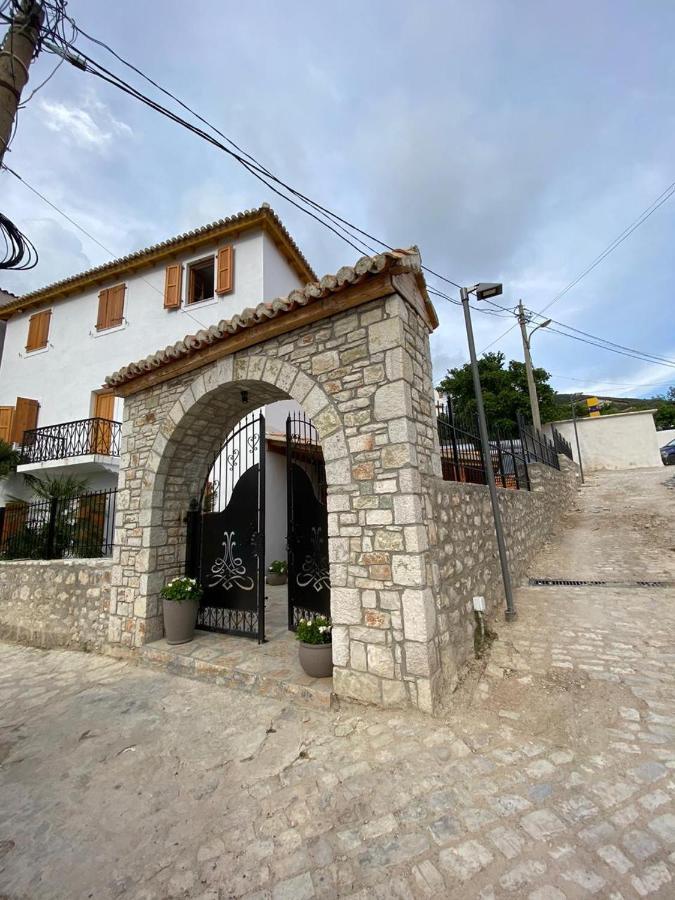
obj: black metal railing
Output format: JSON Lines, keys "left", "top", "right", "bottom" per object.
{"left": 436, "top": 400, "right": 530, "bottom": 491}
{"left": 0, "top": 488, "right": 117, "bottom": 560}
{"left": 517, "top": 412, "right": 560, "bottom": 469}
{"left": 20, "top": 418, "right": 122, "bottom": 465}
{"left": 550, "top": 424, "right": 573, "bottom": 461}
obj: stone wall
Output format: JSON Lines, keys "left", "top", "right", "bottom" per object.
{"left": 0, "top": 558, "right": 111, "bottom": 650}
{"left": 427, "top": 457, "right": 578, "bottom": 689}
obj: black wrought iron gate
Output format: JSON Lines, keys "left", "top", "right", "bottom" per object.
{"left": 186, "top": 412, "right": 265, "bottom": 642}
{"left": 286, "top": 412, "right": 331, "bottom": 629}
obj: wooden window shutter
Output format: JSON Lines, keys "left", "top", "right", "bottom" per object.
{"left": 216, "top": 245, "right": 234, "bottom": 295}
{"left": 0, "top": 406, "right": 14, "bottom": 443}
{"left": 96, "top": 289, "right": 109, "bottom": 331}
{"left": 108, "top": 284, "right": 125, "bottom": 327}
{"left": 164, "top": 264, "right": 182, "bottom": 309}
{"left": 26, "top": 310, "right": 50, "bottom": 352}
{"left": 10, "top": 397, "right": 40, "bottom": 445}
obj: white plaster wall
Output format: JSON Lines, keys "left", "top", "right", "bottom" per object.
{"left": 264, "top": 449, "right": 287, "bottom": 565}
{"left": 657, "top": 428, "right": 675, "bottom": 448}
{"left": 543, "top": 410, "right": 662, "bottom": 471}
{"left": 0, "top": 230, "right": 283, "bottom": 427}
{"left": 262, "top": 232, "right": 304, "bottom": 300}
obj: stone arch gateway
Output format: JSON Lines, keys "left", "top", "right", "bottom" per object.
{"left": 106, "top": 248, "right": 446, "bottom": 713}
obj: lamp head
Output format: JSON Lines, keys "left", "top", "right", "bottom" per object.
{"left": 474, "top": 282, "right": 503, "bottom": 301}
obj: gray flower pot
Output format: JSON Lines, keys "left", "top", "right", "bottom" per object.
{"left": 298, "top": 641, "right": 333, "bottom": 678}
{"left": 162, "top": 597, "right": 199, "bottom": 645}
{"left": 266, "top": 573, "right": 287, "bottom": 585}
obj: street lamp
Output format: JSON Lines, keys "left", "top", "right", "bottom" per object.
{"left": 460, "top": 282, "right": 516, "bottom": 622}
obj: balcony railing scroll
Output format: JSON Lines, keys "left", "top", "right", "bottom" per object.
{"left": 20, "top": 417, "right": 122, "bottom": 465}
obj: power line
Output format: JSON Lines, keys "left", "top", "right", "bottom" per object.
{"left": 548, "top": 373, "right": 674, "bottom": 389}
{"left": 480, "top": 180, "right": 675, "bottom": 352}
{"left": 44, "top": 28, "right": 467, "bottom": 292}
{"left": 2, "top": 163, "right": 210, "bottom": 331}
{"left": 539, "top": 313, "right": 675, "bottom": 367}
{"left": 542, "top": 325, "right": 675, "bottom": 369}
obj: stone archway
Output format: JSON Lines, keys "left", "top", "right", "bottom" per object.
{"left": 107, "top": 249, "right": 445, "bottom": 713}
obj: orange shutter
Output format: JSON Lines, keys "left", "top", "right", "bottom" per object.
{"left": 164, "top": 264, "right": 182, "bottom": 308}
{"left": 0, "top": 406, "right": 14, "bottom": 443}
{"left": 216, "top": 246, "right": 234, "bottom": 295}
{"left": 92, "top": 393, "right": 115, "bottom": 454}
{"left": 26, "top": 310, "right": 50, "bottom": 352}
{"left": 96, "top": 289, "right": 109, "bottom": 331}
{"left": 108, "top": 284, "right": 125, "bottom": 327}
{"left": 10, "top": 397, "right": 40, "bottom": 445}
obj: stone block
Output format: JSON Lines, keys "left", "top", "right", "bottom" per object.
{"left": 368, "top": 317, "right": 405, "bottom": 354}
{"left": 402, "top": 587, "right": 435, "bottom": 641}
{"left": 333, "top": 667, "right": 382, "bottom": 705}
{"left": 392, "top": 554, "right": 426, "bottom": 587}
{"left": 311, "top": 350, "right": 339, "bottom": 375}
{"left": 331, "top": 587, "right": 362, "bottom": 625}
{"left": 374, "top": 381, "right": 412, "bottom": 421}
{"left": 350, "top": 641, "right": 367, "bottom": 671}
{"left": 382, "top": 443, "right": 415, "bottom": 469}
{"left": 374, "top": 531, "right": 405, "bottom": 551}
{"left": 367, "top": 644, "right": 394, "bottom": 678}
{"left": 393, "top": 494, "right": 423, "bottom": 525}
{"left": 331, "top": 625, "right": 349, "bottom": 667}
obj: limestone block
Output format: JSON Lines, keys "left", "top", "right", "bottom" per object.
{"left": 393, "top": 494, "right": 423, "bottom": 525}
{"left": 331, "top": 587, "right": 362, "bottom": 624}
{"left": 350, "top": 641, "right": 367, "bottom": 671}
{"left": 333, "top": 668, "right": 382, "bottom": 705}
{"left": 385, "top": 346, "right": 414, "bottom": 382}
{"left": 392, "top": 553, "right": 426, "bottom": 587}
{"left": 367, "top": 644, "right": 394, "bottom": 678}
{"left": 374, "top": 381, "right": 413, "bottom": 422}
{"left": 368, "top": 317, "right": 405, "bottom": 355}
{"left": 331, "top": 625, "right": 350, "bottom": 667}
{"left": 402, "top": 587, "right": 436, "bottom": 641}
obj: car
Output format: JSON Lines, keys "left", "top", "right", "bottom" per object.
{"left": 660, "top": 437, "right": 675, "bottom": 466}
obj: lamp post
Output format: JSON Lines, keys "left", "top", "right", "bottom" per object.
{"left": 517, "top": 300, "right": 551, "bottom": 433}
{"left": 460, "top": 282, "right": 516, "bottom": 622}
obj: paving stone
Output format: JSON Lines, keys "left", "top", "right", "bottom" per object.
{"left": 647, "top": 812, "right": 675, "bottom": 844}
{"left": 597, "top": 844, "right": 634, "bottom": 875}
{"left": 438, "top": 839, "right": 494, "bottom": 881}
{"left": 520, "top": 809, "right": 567, "bottom": 841}
{"left": 631, "top": 861, "right": 672, "bottom": 897}
{"left": 561, "top": 867, "right": 607, "bottom": 893}
{"left": 489, "top": 825, "right": 526, "bottom": 860}
{"left": 498, "top": 859, "right": 547, "bottom": 890}
{"left": 621, "top": 829, "right": 661, "bottom": 862}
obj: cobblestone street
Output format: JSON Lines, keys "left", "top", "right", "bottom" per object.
{"left": 1, "top": 468, "right": 674, "bottom": 899}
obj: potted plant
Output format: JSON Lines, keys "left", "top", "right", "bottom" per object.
{"left": 266, "top": 559, "right": 288, "bottom": 585}
{"left": 160, "top": 576, "right": 203, "bottom": 645}
{"left": 296, "top": 615, "right": 332, "bottom": 677}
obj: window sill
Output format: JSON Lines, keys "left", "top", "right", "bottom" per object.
{"left": 92, "top": 322, "right": 127, "bottom": 338}
{"left": 181, "top": 296, "right": 219, "bottom": 312}
{"left": 24, "top": 345, "right": 49, "bottom": 357}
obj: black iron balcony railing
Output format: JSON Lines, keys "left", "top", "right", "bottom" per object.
{"left": 20, "top": 417, "right": 122, "bottom": 465}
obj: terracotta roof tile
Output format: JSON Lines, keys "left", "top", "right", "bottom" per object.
{"left": 105, "top": 247, "right": 426, "bottom": 388}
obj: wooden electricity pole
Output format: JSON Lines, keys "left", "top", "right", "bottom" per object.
{"left": 0, "top": 0, "right": 43, "bottom": 169}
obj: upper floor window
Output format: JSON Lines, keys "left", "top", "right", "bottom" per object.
{"left": 162, "top": 245, "right": 234, "bottom": 310}
{"left": 96, "top": 283, "right": 126, "bottom": 331}
{"left": 188, "top": 257, "right": 215, "bottom": 304}
{"left": 26, "top": 309, "right": 51, "bottom": 352}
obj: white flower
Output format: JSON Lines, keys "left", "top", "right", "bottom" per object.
{"left": 318, "top": 625, "right": 326, "bottom": 633}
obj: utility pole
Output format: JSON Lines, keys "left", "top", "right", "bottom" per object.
{"left": 517, "top": 300, "right": 550, "bottom": 434}
{"left": 570, "top": 396, "right": 585, "bottom": 484}
{"left": 0, "top": 0, "right": 43, "bottom": 169}
{"left": 460, "top": 283, "right": 517, "bottom": 622}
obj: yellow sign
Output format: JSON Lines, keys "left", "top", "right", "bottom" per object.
{"left": 586, "top": 396, "right": 601, "bottom": 418}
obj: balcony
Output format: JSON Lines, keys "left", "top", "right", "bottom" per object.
{"left": 17, "top": 418, "right": 122, "bottom": 478}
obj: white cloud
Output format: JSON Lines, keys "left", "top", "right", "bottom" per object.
{"left": 39, "top": 94, "right": 132, "bottom": 151}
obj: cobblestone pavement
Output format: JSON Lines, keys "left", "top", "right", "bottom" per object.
{"left": 1, "top": 469, "right": 674, "bottom": 899}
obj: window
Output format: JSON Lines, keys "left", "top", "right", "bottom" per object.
{"left": 96, "top": 283, "right": 126, "bottom": 331}
{"left": 188, "top": 257, "right": 215, "bottom": 304}
{"left": 26, "top": 309, "right": 51, "bottom": 352}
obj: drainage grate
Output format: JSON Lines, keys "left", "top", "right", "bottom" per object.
{"left": 529, "top": 578, "right": 674, "bottom": 588}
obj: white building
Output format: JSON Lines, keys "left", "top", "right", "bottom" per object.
{"left": 0, "top": 205, "right": 313, "bottom": 512}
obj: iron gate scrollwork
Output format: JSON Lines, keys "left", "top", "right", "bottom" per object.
{"left": 186, "top": 412, "right": 265, "bottom": 642}
{"left": 286, "top": 412, "right": 330, "bottom": 629}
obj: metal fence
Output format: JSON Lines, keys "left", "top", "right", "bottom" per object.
{"left": 21, "top": 417, "right": 122, "bottom": 465}
{"left": 0, "top": 489, "right": 117, "bottom": 560}
{"left": 436, "top": 401, "right": 530, "bottom": 491}
{"left": 516, "top": 412, "right": 560, "bottom": 470}
{"left": 550, "top": 424, "right": 573, "bottom": 461}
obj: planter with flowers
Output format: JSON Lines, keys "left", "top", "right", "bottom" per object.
{"left": 160, "top": 576, "right": 203, "bottom": 645}
{"left": 266, "top": 559, "right": 288, "bottom": 586}
{"left": 296, "top": 615, "right": 332, "bottom": 677}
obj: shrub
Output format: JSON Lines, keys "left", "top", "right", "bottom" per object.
{"left": 295, "top": 615, "right": 331, "bottom": 644}
{"left": 160, "top": 576, "right": 203, "bottom": 603}
{"left": 268, "top": 559, "right": 287, "bottom": 575}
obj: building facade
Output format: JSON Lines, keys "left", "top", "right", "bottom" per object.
{"left": 0, "top": 205, "right": 312, "bottom": 504}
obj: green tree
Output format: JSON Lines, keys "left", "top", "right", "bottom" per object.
{"left": 0, "top": 438, "right": 21, "bottom": 479}
{"left": 437, "top": 352, "right": 559, "bottom": 434}
{"left": 654, "top": 386, "right": 675, "bottom": 430}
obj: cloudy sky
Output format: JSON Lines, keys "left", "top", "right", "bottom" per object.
{"left": 2, "top": 0, "right": 675, "bottom": 398}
